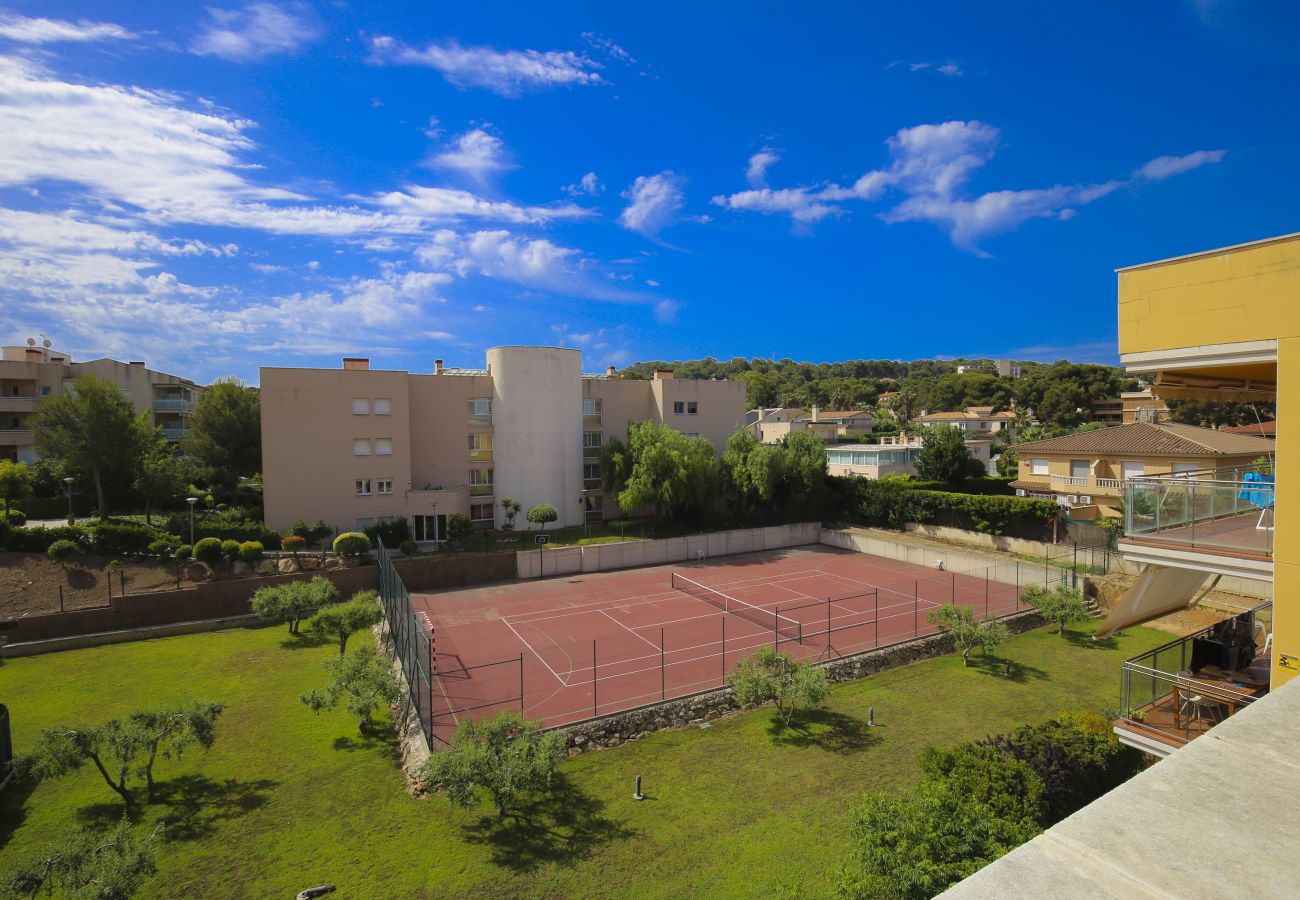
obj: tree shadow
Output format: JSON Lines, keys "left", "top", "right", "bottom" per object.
{"left": 459, "top": 774, "right": 637, "bottom": 873}
{"left": 972, "top": 656, "right": 1050, "bottom": 683}
{"left": 279, "top": 630, "right": 331, "bottom": 651}
{"left": 74, "top": 774, "right": 278, "bottom": 841}
{"left": 1063, "top": 629, "right": 1118, "bottom": 651}
{"left": 65, "top": 567, "right": 96, "bottom": 589}
{"left": 332, "top": 730, "right": 396, "bottom": 753}
{"left": 0, "top": 776, "right": 37, "bottom": 850}
{"left": 765, "top": 708, "right": 880, "bottom": 753}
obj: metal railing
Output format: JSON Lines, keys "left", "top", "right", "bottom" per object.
{"left": 376, "top": 539, "right": 434, "bottom": 747}
{"left": 1124, "top": 465, "right": 1275, "bottom": 557}
{"left": 161, "top": 426, "right": 189, "bottom": 439}
{"left": 152, "top": 397, "right": 193, "bottom": 411}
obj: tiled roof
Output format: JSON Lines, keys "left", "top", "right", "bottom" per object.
{"left": 1013, "top": 421, "right": 1275, "bottom": 457}
{"left": 915, "top": 408, "right": 1014, "bottom": 422}
{"left": 1220, "top": 421, "right": 1276, "bottom": 437}
{"left": 1009, "top": 479, "right": 1052, "bottom": 491}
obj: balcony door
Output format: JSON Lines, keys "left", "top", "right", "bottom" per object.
{"left": 413, "top": 514, "right": 447, "bottom": 542}
{"left": 1070, "top": 459, "right": 1090, "bottom": 480}
{"left": 1122, "top": 461, "right": 1145, "bottom": 482}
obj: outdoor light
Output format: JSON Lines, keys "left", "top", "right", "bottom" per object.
{"left": 186, "top": 496, "right": 198, "bottom": 546}
{"left": 64, "top": 476, "right": 75, "bottom": 522}
{"left": 634, "top": 774, "right": 644, "bottom": 801}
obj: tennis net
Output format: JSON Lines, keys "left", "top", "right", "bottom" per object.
{"left": 671, "top": 572, "right": 802, "bottom": 644}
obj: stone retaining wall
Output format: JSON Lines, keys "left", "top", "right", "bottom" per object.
{"left": 556, "top": 609, "right": 1045, "bottom": 754}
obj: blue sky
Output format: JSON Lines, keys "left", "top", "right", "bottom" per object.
{"left": 1, "top": 1, "right": 1297, "bottom": 384}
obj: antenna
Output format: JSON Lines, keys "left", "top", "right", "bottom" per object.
{"left": 26, "top": 337, "right": 35, "bottom": 347}
{"left": 42, "top": 339, "right": 51, "bottom": 348}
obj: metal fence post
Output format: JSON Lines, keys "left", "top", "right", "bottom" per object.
{"left": 874, "top": 590, "right": 879, "bottom": 648}
{"left": 59, "top": 584, "right": 64, "bottom": 612}
{"left": 592, "top": 639, "right": 598, "bottom": 717}
{"left": 914, "top": 581, "right": 919, "bottom": 636}
{"left": 660, "top": 627, "right": 665, "bottom": 700}
{"left": 519, "top": 653, "right": 525, "bottom": 714}
{"left": 984, "top": 569, "right": 989, "bottom": 618}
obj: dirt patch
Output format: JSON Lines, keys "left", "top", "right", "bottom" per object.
{"left": 1084, "top": 572, "right": 1262, "bottom": 636}
{"left": 0, "top": 553, "right": 197, "bottom": 619}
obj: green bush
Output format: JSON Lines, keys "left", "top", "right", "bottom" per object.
{"left": 193, "top": 537, "right": 223, "bottom": 565}
{"left": 220, "top": 539, "right": 241, "bottom": 561}
{"left": 238, "top": 540, "right": 264, "bottom": 562}
{"left": 0, "top": 525, "right": 88, "bottom": 553}
{"left": 333, "top": 531, "right": 371, "bottom": 557}
{"left": 851, "top": 479, "right": 1057, "bottom": 535}
{"left": 92, "top": 521, "right": 166, "bottom": 556}
{"left": 290, "top": 518, "right": 311, "bottom": 539}
{"left": 363, "top": 517, "right": 410, "bottom": 548}
{"left": 159, "top": 506, "right": 282, "bottom": 550}
{"left": 398, "top": 539, "right": 418, "bottom": 556}
{"left": 147, "top": 539, "right": 173, "bottom": 557}
{"left": 447, "top": 513, "right": 472, "bottom": 541}
{"left": 174, "top": 544, "right": 192, "bottom": 560}
{"left": 281, "top": 535, "right": 307, "bottom": 555}
{"left": 46, "top": 539, "right": 79, "bottom": 564}
{"left": 4, "top": 508, "right": 26, "bottom": 527}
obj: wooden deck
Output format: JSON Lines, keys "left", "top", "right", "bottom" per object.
{"left": 1118, "top": 658, "right": 1270, "bottom": 750}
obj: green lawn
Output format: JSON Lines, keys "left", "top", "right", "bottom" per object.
{"left": 0, "top": 621, "right": 1167, "bottom": 898}
{"left": 456, "top": 519, "right": 696, "bottom": 552}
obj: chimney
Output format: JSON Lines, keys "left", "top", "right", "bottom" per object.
{"left": 129, "top": 361, "right": 145, "bottom": 368}
{"left": 342, "top": 357, "right": 370, "bottom": 371}
{"left": 811, "top": 405, "right": 819, "bottom": 422}
{"left": 606, "top": 365, "right": 616, "bottom": 378}
{"left": 653, "top": 368, "right": 674, "bottom": 381}
{"left": 435, "top": 359, "right": 444, "bottom": 374}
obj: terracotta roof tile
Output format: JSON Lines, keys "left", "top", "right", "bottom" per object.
{"left": 1013, "top": 421, "right": 1275, "bottom": 457}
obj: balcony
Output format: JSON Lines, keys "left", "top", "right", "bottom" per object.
{"left": 1048, "top": 473, "right": 1126, "bottom": 493}
{"left": 468, "top": 484, "right": 494, "bottom": 498}
{"left": 153, "top": 396, "right": 194, "bottom": 412}
{"left": 1122, "top": 468, "right": 1274, "bottom": 562}
{"left": 161, "top": 426, "right": 189, "bottom": 440}
{"left": 468, "top": 448, "right": 493, "bottom": 462}
{"left": 0, "top": 396, "right": 36, "bottom": 413}
{"left": 1115, "top": 604, "right": 1271, "bottom": 757}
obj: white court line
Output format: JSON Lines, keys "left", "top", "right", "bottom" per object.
{"left": 600, "top": 608, "right": 660, "bottom": 650}
{"left": 501, "top": 617, "right": 571, "bottom": 689}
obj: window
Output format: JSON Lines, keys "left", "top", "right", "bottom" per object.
{"left": 470, "top": 503, "right": 494, "bottom": 521}
{"left": 469, "top": 468, "right": 494, "bottom": 496}
{"left": 1029, "top": 458, "right": 1048, "bottom": 476}
{"left": 1122, "top": 461, "right": 1145, "bottom": 481}
{"left": 467, "top": 397, "right": 492, "bottom": 425}
{"left": 583, "top": 398, "right": 602, "bottom": 426}
{"left": 40, "top": 386, "right": 51, "bottom": 396}
{"left": 352, "top": 399, "right": 370, "bottom": 415}
{"left": 685, "top": 433, "right": 699, "bottom": 439}
{"left": 377, "top": 479, "right": 393, "bottom": 495}
{"left": 584, "top": 494, "right": 604, "bottom": 515}
{"left": 374, "top": 398, "right": 392, "bottom": 415}
{"left": 1069, "top": 459, "right": 1089, "bottom": 479}
{"left": 355, "top": 479, "right": 372, "bottom": 496}
{"left": 353, "top": 439, "right": 371, "bottom": 456}
{"left": 687, "top": 401, "right": 698, "bottom": 415}
{"left": 356, "top": 518, "right": 374, "bottom": 529}
{"left": 583, "top": 432, "right": 602, "bottom": 457}
{"left": 469, "top": 432, "right": 493, "bottom": 461}
{"left": 374, "top": 438, "right": 393, "bottom": 456}
{"left": 673, "top": 401, "right": 684, "bottom": 414}
{"left": 1172, "top": 463, "right": 1200, "bottom": 478}
{"left": 583, "top": 462, "right": 601, "bottom": 482}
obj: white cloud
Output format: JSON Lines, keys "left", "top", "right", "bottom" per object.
{"left": 0, "top": 11, "right": 132, "bottom": 43}
{"left": 1134, "top": 149, "right": 1226, "bottom": 181}
{"left": 898, "top": 61, "right": 962, "bottom": 77}
{"left": 937, "top": 63, "right": 962, "bottom": 77}
{"left": 428, "top": 128, "right": 515, "bottom": 181}
{"left": 620, "top": 172, "right": 685, "bottom": 237}
{"left": 563, "top": 171, "right": 602, "bottom": 196}
{"left": 581, "top": 32, "right": 636, "bottom": 65}
{"left": 714, "top": 119, "right": 1216, "bottom": 251}
{"left": 374, "top": 186, "right": 591, "bottom": 224}
{"left": 654, "top": 299, "right": 680, "bottom": 323}
{"left": 417, "top": 229, "right": 582, "bottom": 289}
{"left": 367, "top": 35, "right": 604, "bottom": 97}
{"left": 746, "top": 148, "right": 780, "bottom": 188}
{"left": 190, "top": 3, "right": 322, "bottom": 62}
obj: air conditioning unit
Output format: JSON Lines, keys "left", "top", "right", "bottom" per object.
{"left": 1081, "top": 496, "right": 1092, "bottom": 505}
{"left": 1067, "top": 495, "right": 1079, "bottom": 504}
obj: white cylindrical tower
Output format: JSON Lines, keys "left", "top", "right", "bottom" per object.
{"left": 486, "top": 346, "right": 584, "bottom": 528}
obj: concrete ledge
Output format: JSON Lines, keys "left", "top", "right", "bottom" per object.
{"left": 0, "top": 614, "right": 261, "bottom": 657}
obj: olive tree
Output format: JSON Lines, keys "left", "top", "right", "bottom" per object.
{"left": 300, "top": 644, "right": 402, "bottom": 733}
{"left": 927, "top": 603, "right": 1011, "bottom": 666}
{"left": 727, "top": 646, "right": 830, "bottom": 726}
{"left": 1021, "top": 584, "right": 1093, "bottom": 635}
{"left": 251, "top": 576, "right": 338, "bottom": 634}
{"left": 1, "top": 816, "right": 161, "bottom": 900}
{"left": 308, "top": 589, "right": 384, "bottom": 655}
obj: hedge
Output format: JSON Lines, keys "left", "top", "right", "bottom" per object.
{"left": 851, "top": 479, "right": 1058, "bottom": 535}
{"left": 903, "top": 477, "right": 1017, "bottom": 497}
{"left": 0, "top": 524, "right": 90, "bottom": 553}
{"left": 91, "top": 521, "right": 175, "bottom": 557}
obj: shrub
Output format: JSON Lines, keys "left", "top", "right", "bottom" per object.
{"left": 333, "top": 531, "right": 372, "bottom": 557}
{"left": 238, "top": 540, "right": 264, "bottom": 562}
{"left": 290, "top": 518, "right": 311, "bottom": 539}
{"left": 363, "top": 517, "right": 410, "bottom": 548}
{"left": 174, "top": 544, "right": 192, "bottom": 561}
{"left": 282, "top": 535, "right": 307, "bottom": 556}
{"left": 46, "top": 539, "right": 79, "bottom": 564}
{"left": 446, "top": 513, "right": 472, "bottom": 541}
{"left": 398, "top": 539, "right": 418, "bottom": 556}
{"left": 193, "top": 537, "right": 223, "bottom": 565}
{"left": 918, "top": 743, "right": 1046, "bottom": 825}
{"left": 147, "top": 539, "right": 173, "bottom": 557}
{"left": 1, "top": 525, "right": 88, "bottom": 553}
{"left": 220, "top": 539, "right": 241, "bottom": 561}
{"left": 91, "top": 521, "right": 163, "bottom": 556}
{"left": 851, "top": 480, "right": 1057, "bottom": 535}
{"left": 4, "top": 508, "right": 26, "bottom": 527}
{"left": 253, "top": 576, "right": 339, "bottom": 634}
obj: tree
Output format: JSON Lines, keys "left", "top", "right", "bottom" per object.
{"left": 914, "top": 425, "right": 972, "bottom": 483}
{"left": 918, "top": 743, "right": 1046, "bottom": 825}
{"left": 926, "top": 604, "right": 1011, "bottom": 666}
{"left": 617, "top": 421, "right": 719, "bottom": 522}
{"left": 31, "top": 375, "right": 144, "bottom": 520}
{"left": 525, "top": 502, "right": 557, "bottom": 532}
{"left": 332, "top": 531, "right": 372, "bottom": 557}
{"left": 0, "top": 459, "right": 32, "bottom": 522}
{"left": 251, "top": 576, "right": 338, "bottom": 634}
{"left": 446, "top": 512, "right": 472, "bottom": 541}
{"left": 133, "top": 427, "right": 189, "bottom": 526}
{"left": 300, "top": 644, "right": 402, "bottom": 733}
{"left": 727, "top": 646, "right": 830, "bottom": 726}
{"left": 421, "top": 709, "right": 567, "bottom": 819}
{"left": 185, "top": 378, "right": 261, "bottom": 501}
{"left": 1, "top": 815, "right": 160, "bottom": 900}
{"left": 596, "top": 436, "right": 633, "bottom": 504}
{"left": 839, "top": 779, "right": 1040, "bottom": 899}
{"left": 1021, "top": 583, "right": 1093, "bottom": 635}
{"left": 1035, "top": 382, "right": 1090, "bottom": 428}
{"left": 309, "top": 590, "right": 384, "bottom": 655}
{"left": 499, "top": 496, "right": 521, "bottom": 530}
{"left": 1166, "top": 399, "right": 1275, "bottom": 429}
{"left": 12, "top": 700, "right": 225, "bottom": 805}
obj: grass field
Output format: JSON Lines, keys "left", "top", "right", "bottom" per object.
{"left": 0, "top": 620, "right": 1167, "bottom": 898}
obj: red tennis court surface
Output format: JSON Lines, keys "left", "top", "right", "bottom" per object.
{"left": 414, "top": 544, "right": 1035, "bottom": 745}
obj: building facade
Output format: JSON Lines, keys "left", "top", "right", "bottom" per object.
{"left": 1089, "top": 388, "right": 1170, "bottom": 426}
{"left": 912, "top": 404, "right": 1017, "bottom": 435}
{"left": 0, "top": 340, "right": 203, "bottom": 463}
{"left": 260, "top": 347, "right": 747, "bottom": 536}
{"left": 749, "top": 406, "right": 874, "bottom": 443}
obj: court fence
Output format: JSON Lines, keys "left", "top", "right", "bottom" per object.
{"left": 376, "top": 539, "right": 434, "bottom": 748}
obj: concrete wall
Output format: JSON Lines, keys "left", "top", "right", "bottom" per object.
{"left": 516, "top": 522, "right": 823, "bottom": 578}
{"left": 821, "top": 527, "right": 1040, "bottom": 588}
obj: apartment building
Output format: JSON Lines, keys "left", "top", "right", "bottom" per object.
{"left": 260, "top": 346, "right": 747, "bottom": 537}
{"left": 912, "top": 404, "right": 1017, "bottom": 436}
{"left": 1089, "top": 388, "right": 1170, "bottom": 425}
{"left": 748, "top": 406, "right": 874, "bottom": 443}
{"left": 0, "top": 339, "right": 203, "bottom": 463}
{"left": 1010, "top": 421, "right": 1272, "bottom": 518}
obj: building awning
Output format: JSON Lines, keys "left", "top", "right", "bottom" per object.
{"left": 1094, "top": 564, "right": 1213, "bottom": 637}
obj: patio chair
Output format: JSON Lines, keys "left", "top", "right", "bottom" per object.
{"left": 1175, "top": 675, "right": 1224, "bottom": 730}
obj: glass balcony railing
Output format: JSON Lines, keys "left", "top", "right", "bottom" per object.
{"left": 1123, "top": 466, "right": 1275, "bottom": 559}
{"left": 468, "top": 449, "right": 493, "bottom": 462}
{"left": 468, "top": 484, "right": 494, "bottom": 497}
{"left": 162, "top": 426, "right": 189, "bottom": 440}
{"left": 153, "top": 397, "right": 194, "bottom": 411}
{"left": 583, "top": 413, "right": 603, "bottom": 427}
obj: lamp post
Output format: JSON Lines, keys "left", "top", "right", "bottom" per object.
{"left": 64, "top": 477, "right": 75, "bottom": 524}
{"left": 186, "top": 496, "right": 198, "bottom": 546}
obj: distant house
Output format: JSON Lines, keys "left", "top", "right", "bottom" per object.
{"left": 826, "top": 435, "right": 924, "bottom": 479}
{"left": 749, "top": 406, "right": 874, "bottom": 443}
{"left": 1221, "top": 420, "right": 1276, "bottom": 439}
{"left": 913, "top": 405, "right": 1017, "bottom": 437}
{"left": 1009, "top": 421, "right": 1274, "bottom": 518}
{"left": 1090, "top": 389, "right": 1170, "bottom": 426}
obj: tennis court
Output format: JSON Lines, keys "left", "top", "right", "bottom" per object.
{"left": 412, "top": 544, "right": 1041, "bottom": 745}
